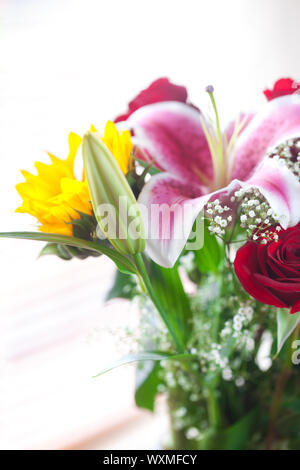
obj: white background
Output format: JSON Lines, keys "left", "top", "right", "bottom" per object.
{"left": 1, "top": 0, "right": 300, "bottom": 449}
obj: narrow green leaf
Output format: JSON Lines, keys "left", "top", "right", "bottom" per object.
{"left": 148, "top": 260, "right": 193, "bottom": 347}
{"left": 277, "top": 309, "right": 300, "bottom": 355}
{"left": 194, "top": 220, "right": 221, "bottom": 273}
{"left": 135, "top": 361, "right": 161, "bottom": 412}
{"left": 0, "top": 232, "right": 137, "bottom": 274}
{"left": 93, "top": 351, "right": 194, "bottom": 377}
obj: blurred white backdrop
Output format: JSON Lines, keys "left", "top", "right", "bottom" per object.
{"left": 1, "top": 0, "right": 300, "bottom": 449}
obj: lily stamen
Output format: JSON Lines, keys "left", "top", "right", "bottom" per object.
{"left": 201, "top": 86, "right": 226, "bottom": 189}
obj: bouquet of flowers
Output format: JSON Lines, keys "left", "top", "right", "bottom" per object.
{"left": 2, "top": 77, "right": 300, "bottom": 450}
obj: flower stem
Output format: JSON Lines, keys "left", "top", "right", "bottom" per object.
{"left": 208, "top": 92, "right": 223, "bottom": 155}
{"left": 133, "top": 253, "right": 185, "bottom": 353}
{"left": 207, "top": 387, "right": 221, "bottom": 429}
{"left": 206, "top": 88, "right": 225, "bottom": 186}
{"left": 265, "top": 324, "right": 298, "bottom": 449}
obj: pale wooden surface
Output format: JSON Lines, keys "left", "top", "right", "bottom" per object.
{"left": 0, "top": 252, "right": 168, "bottom": 450}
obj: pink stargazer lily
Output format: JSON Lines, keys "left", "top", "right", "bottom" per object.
{"left": 121, "top": 81, "right": 300, "bottom": 267}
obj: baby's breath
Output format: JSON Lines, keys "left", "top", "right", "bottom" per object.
{"left": 205, "top": 199, "right": 232, "bottom": 237}
{"left": 234, "top": 188, "right": 280, "bottom": 243}
{"left": 267, "top": 137, "right": 300, "bottom": 180}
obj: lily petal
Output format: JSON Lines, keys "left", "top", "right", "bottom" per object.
{"left": 241, "top": 157, "right": 300, "bottom": 229}
{"left": 225, "top": 113, "right": 254, "bottom": 142}
{"left": 230, "top": 95, "right": 300, "bottom": 181}
{"left": 128, "top": 102, "right": 214, "bottom": 187}
{"left": 138, "top": 173, "right": 210, "bottom": 267}
{"left": 138, "top": 173, "right": 241, "bottom": 267}
{"left": 139, "top": 157, "right": 300, "bottom": 268}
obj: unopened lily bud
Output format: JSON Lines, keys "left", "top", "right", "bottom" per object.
{"left": 83, "top": 131, "right": 145, "bottom": 255}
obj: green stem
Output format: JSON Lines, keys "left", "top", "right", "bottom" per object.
{"left": 265, "top": 325, "right": 298, "bottom": 449}
{"left": 207, "top": 387, "right": 221, "bottom": 429}
{"left": 208, "top": 92, "right": 223, "bottom": 155}
{"left": 133, "top": 253, "right": 185, "bottom": 353}
{"left": 207, "top": 90, "right": 225, "bottom": 177}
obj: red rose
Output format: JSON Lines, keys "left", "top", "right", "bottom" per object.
{"left": 114, "top": 77, "right": 190, "bottom": 122}
{"left": 234, "top": 223, "right": 300, "bottom": 314}
{"left": 263, "top": 77, "right": 300, "bottom": 101}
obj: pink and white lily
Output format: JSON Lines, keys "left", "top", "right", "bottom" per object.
{"left": 120, "top": 81, "right": 300, "bottom": 267}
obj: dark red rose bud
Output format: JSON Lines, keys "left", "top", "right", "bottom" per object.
{"left": 114, "top": 77, "right": 190, "bottom": 122}
{"left": 263, "top": 77, "right": 300, "bottom": 101}
{"left": 234, "top": 223, "right": 300, "bottom": 314}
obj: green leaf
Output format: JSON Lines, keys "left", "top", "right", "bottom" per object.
{"left": 282, "top": 397, "right": 300, "bottom": 413}
{"left": 93, "top": 351, "right": 194, "bottom": 377}
{"left": 56, "top": 244, "right": 74, "bottom": 260}
{"left": 105, "top": 270, "right": 137, "bottom": 301}
{"left": 221, "top": 408, "right": 257, "bottom": 450}
{"left": 148, "top": 260, "right": 193, "bottom": 347}
{"left": 132, "top": 157, "right": 161, "bottom": 175}
{"left": 39, "top": 243, "right": 70, "bottom": 260}
{"left": 277, "top": 309, "right": 300, "bottom": 355}
{"left": 37, "top": 210, "right": 104, "bottom": 261}
{"left": 201, "top": 408, "right": 257, "bottom": 450}
{"left": 194, "top": 220, "right": 221, "bottom": 273}
{"left": 135, "top": 361, "right": 161, "bottom": 412}
{"left": 39, "top": 242, "right": 100, "bottom": 261}
{"left": 0, "top": 232, "right": 137, "bottom": 274}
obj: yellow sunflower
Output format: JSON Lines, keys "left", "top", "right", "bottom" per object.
{"left": 16, "top": 122, "right": 133, "bottom": 236}
{"left": 93, "top": 120, "right": 133, "bottom": 174}
{"left": 16, "top": 132, "right": 91, "bottom": 235}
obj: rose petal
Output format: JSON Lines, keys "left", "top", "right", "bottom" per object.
{"left": 263, "top": 78, "right": 300, "bottom": 101}
{"left": 230, "top": 95, "right": 300, "bottom": 181}
{"left": 128, "top": 101, "right": 214, "bottom": 187}
{"left": 234, "top": 243, "right": 287, "bottom": 308}
{"left": 290, "top": 298, "right": 300, "bottom": 314}
{"left": 253, "top": 273, "right": 300, "bottom": 291}
{"left": 114, "top": 78, "right": 189, "bottom": 122}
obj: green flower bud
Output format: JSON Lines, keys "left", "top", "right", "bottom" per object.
{"left": 83, "top": 131, "right": 145, "bottom": 255}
